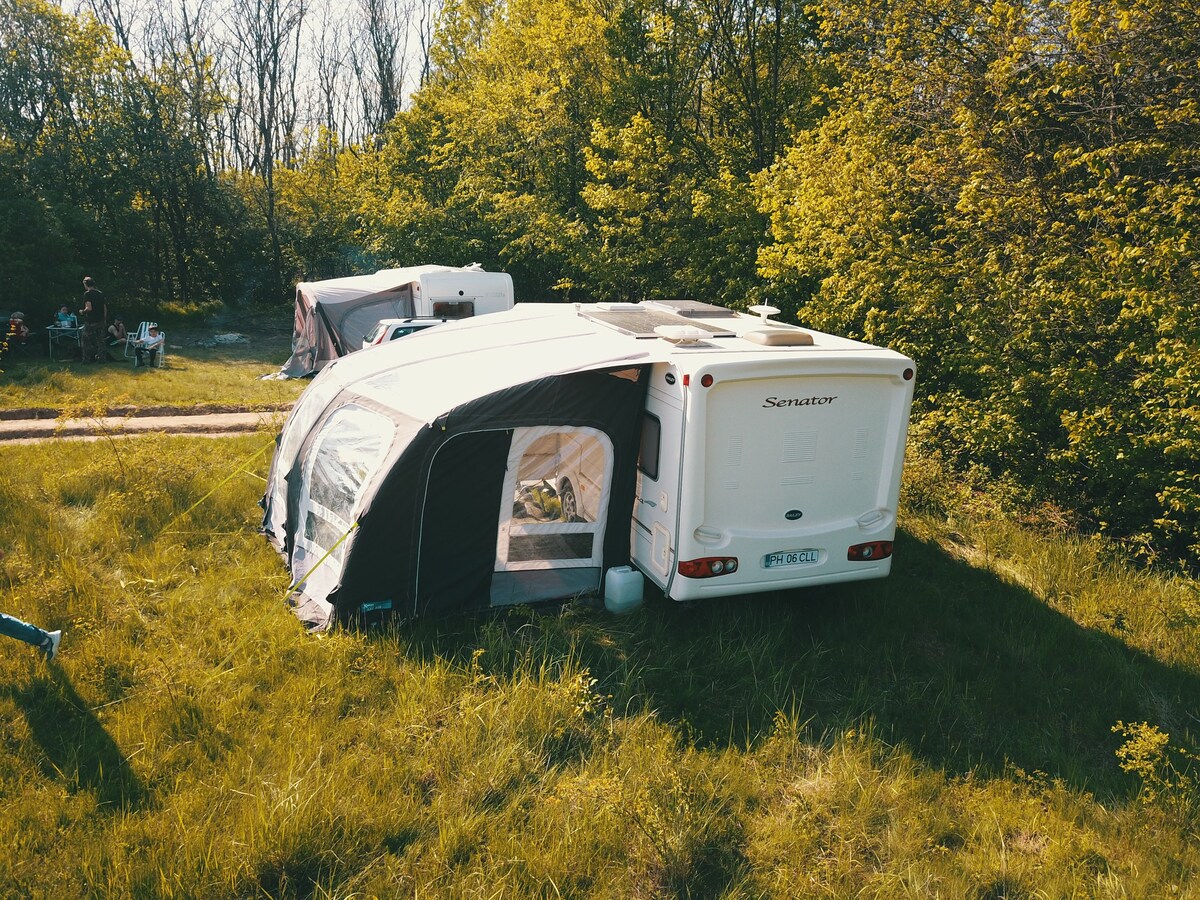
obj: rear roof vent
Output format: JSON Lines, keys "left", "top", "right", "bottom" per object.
{"left": 644, "top": 299, "right": 739, "bottom": 318}
{"left": 580, "top": 305, "right": 735, "bottom": 338}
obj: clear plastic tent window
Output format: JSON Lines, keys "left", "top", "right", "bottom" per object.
{"left": 293, "top": 405, "right": 393, "bottom": 598}
{"left": 496, "top": 426, "right": 613, "bottom": 573}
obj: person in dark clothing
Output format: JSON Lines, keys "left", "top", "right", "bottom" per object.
{"left": 80, "top": 276, "right": 107, "bottom": 362}
{"left": 107, "top": 317, "right": 128, "bottom": 348}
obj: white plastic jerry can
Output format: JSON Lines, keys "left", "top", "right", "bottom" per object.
{"left": 604, "top": 565, "right": 644, "bottom": 615}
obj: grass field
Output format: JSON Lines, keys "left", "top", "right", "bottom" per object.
{"left": 0, "top": 327, "right": 1197, "bottom": 896}
{"left": 0, "top": 314, "right": 305, "bottom": 411}
{"left": 0, "top": 423, "right": 1196, "bottom": 896}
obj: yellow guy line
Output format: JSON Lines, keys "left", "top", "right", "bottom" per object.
{"left": 160, "top": 438, "right": 276, "bottom": 535}
{"left": 285, "top": 522, "right": 359, "bottom": 598}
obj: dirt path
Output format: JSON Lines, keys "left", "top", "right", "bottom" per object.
{"left": 0, "top": 406, "right": 290, "bottom": 443}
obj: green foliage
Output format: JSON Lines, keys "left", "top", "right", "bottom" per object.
{"left": 757, "top": 0, "right": 1200, "bottom": 564}
{"left": 347, "top": 0, "right": 616, "bottom": 299}
{"left": 1113, "top": 721, "right": 1198, "bottom": 824}
{"left": 0, "top": 0, "right": 278, "bottom": 313}
{"left": 348, "top": 0, "right": 817, "bottom": 305}
{"left": 0, "top": 0, "right": 124, "bottom": 300}
{"left": 274, "top": 135, "right": 367, "bottom": 281}
{"left": 582, "top": 115, "right": 765, "bottom": 306}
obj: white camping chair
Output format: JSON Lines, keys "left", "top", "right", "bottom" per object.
{"left": 124, "top": 321, "right": 153, "bottom": 358}
{"left": 130, "top": 322, "right": 166, "bottom": 368}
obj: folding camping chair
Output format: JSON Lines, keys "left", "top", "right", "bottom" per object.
{"left": 124, "top": 321, "right": 153, "bottom": 358}
{"left": 129, "top": 322, "right": 166, "bottom": 368}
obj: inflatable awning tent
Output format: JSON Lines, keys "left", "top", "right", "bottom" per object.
{"left": 262, "top": 305, "right": 673, "bottom": 629}
{"left": 279, "top": 264, "right": 457, "bottom": 378}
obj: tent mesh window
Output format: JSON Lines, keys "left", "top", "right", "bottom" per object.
{"left": 300, "top": 405, "right": 393, "bottom": 566}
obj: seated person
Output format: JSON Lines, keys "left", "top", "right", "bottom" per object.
{"left": 8, "top": 312, "right": 30, "bottom": 343}
{"left": 107, "top": 317, "right": 128, "bottom": 346}
{"left": 133, "top": 324, "right": 164, "bottom": 367}
{"left": 54, "top": 305, "right": 76, "bottom": 327}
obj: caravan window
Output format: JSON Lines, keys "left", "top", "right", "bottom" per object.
{"left": 431, "top": 301, "right": 475, "bottom": 318}
{"left": 638, "top": 413, "right": 661, "bottom": 481}
{"left": 301, "top": 405, "right": 393, "bottom": 563}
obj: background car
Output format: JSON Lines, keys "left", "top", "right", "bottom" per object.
{"left": 361, "top": 317, "right": 450, "bottom": 349}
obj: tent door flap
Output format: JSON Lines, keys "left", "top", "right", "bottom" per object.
{"left": 491, "top": 425, "right": 614, "bottom": 606}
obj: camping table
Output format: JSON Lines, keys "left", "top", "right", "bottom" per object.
{"left": 47, "top": 325, "right": 84, "bottom": 360}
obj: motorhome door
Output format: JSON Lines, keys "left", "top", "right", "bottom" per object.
{"left": 632, "top": 367, "right": 684, "bottom": 591}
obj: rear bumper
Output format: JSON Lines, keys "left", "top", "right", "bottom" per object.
{"left": 664, "top": 558, "right": 892, "bottom": 601}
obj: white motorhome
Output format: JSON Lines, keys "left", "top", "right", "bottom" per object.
{"left": 279, "top": 264, "right": 515, "bottom": 377}
{"left": 410, "top": 269, "right": 514, "bottom": 320}
{"left": 621, "top": 300, "right": 915, "bottom": 601}
{"left": 263, "top": 299, "right": 915, "bottom": 627}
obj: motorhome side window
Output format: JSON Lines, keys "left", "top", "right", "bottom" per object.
{"left": 432, "top": 301, "right": 475, "bottom": 318}
{"left": 638, "top": 413, "right": 661, "bottom": 481}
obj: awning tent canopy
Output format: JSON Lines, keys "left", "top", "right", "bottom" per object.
{"left": 279, "top": 264, "right": 458, "bottom": 378}
{"left": 262, "top": 304, "right": 675, "bottom": 629}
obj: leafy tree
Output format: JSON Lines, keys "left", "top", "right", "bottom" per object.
{"left": 582, "top": 114, "right": 763, "bottom": 306}
{"left": 606, "top": 0, "right": 824, "bottom": 172}
{"left": 581, "top": 0, "right": 826, "bottom": 305}
{"left": 0, "top": 0, "right": 129, "bottom": 307}
{"left": 758, "top": 0, "right": 1200, "bottom": 561}
{"left": 360, "top": 0, "right": 615, "bottom": 297}
{"left": 275, "top": 132, "right": 370, "bottom": 281}
{"left": 0, "top": 0, "right": 264, "bottom": 313}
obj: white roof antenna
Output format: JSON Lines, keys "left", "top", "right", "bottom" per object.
{"left": 748, "top": 304, "right": 781, "bottom": 323}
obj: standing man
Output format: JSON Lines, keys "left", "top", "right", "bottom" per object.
{"left": 81, "top": 275, "right": 106, "bottom": 362}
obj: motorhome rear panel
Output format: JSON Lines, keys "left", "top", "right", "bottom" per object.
{"left": 663, "top": 361, "right": 912, "bottom": 600}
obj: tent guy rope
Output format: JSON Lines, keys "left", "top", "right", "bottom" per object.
{"left": 160, "top": 438, "right": 276, "bottom": 536}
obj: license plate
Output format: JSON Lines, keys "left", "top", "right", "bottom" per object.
{"left": 764, "top": 548, "right": 821, "bottom": 568}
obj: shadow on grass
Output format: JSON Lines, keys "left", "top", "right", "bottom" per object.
{"left": 7, "top": 667, "right": 148, "bottom": 812}
{"left": 404, "top": 528, "right": 1200, "bottom": 801}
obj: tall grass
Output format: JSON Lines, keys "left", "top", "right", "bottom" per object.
{"left": 0, "top": 335, "right": 304, "bottom": 411}
{"left": 0, "top": 435, "right": 1196, "bottom": 897}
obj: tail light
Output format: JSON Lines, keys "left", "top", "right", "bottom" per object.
{"left": 848, "top": 541, "right": 892, "bottom": 561}
{"left": 677, "top": 557, "right": 739, "bottom": 578}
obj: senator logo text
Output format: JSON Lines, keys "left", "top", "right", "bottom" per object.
{"left": 763, "top": 395, "right": 837, "bottom": 408}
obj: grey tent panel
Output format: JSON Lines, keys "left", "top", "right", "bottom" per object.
{"left": 279, "top": 265, "right": 455, "bottom": 377}
{"left": 489, "top": 569, "right": 602, "bottom": 607}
